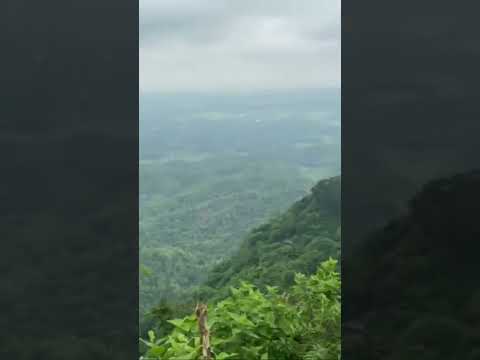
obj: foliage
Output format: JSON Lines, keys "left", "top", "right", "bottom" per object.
{"left": 140, "top": 176, "right": 341, "bottom": 344}
{"left": 139, "top": 157, "right": 314, "bottom": 313}
{"left": 205, "top": 177, "right": 341, "bottom": 299}
{"left": 139, "top": 92, "right": 341, "bottom": 346}
{"left": 141, "top": 259, "right": 340, "bottom": 360}
{"left": 140, "top": 108, "right": 340, "bottom": 315}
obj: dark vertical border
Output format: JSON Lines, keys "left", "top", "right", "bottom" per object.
{"left": 343, "top": 1, "right": 480, "bottom": 359}
{"left": 1, "top": 1, "right": 138, "bottom": 358}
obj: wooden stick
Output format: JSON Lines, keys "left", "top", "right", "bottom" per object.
{"left": 195, "top": 303, "right": 212, "bottom": 360}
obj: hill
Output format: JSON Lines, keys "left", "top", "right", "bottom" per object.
{"left": 139, "top": 92, "right": 340, "bottom": 314}
{"left": 343, "top": 170, "right": 480, "bottom": 359}
{"left": 204, "top": 176, "right": 341, "bottom": 299}
{"left": 141, "top": 176, "right": 341, "bottom": 357}
{"left": 139, "top": 157, "right": 319, "bottom": 313}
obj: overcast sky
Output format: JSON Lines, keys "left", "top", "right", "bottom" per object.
{"left": 140, "top": 0, "right": 340, "bottom": 93}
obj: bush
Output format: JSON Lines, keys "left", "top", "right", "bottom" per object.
{"left": 141, "top": 259, "right": 340, "bottom": 360}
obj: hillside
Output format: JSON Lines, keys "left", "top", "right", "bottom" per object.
{"left": 343, "top": 170, "right": 480, "bottom": 359}
{"left": 141, "top": 176, "right": 341, "bottom": 344}
{"left": 204, "top": 176, "right": 341, "bottom": 299}
{"left": 139, "top": 92, "right": 340, "bottom": 314}
{"left": 140, "top": 157, "right": 318, "bottom": 313}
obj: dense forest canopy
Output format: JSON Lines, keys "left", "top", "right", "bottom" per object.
{"left": 139, "top": 91, "right": 340, "bottom": 314}
{"left": 205, "top": 176, "right": 341, "bottom": 299}
{"left": 139, "top": 91, "right": 341, "bottom": 359}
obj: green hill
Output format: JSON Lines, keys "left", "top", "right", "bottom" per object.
{"left": 142, "top": 176, "right": 341, "bottom": 344}
{"left": 139, "top": 157, "right": 318, "bottom": 313}
{"left": 204, "top": 176, "right": 341, "bottom": 299}
{"left": 139, "top": 92, "right": 340, "bottom": 316}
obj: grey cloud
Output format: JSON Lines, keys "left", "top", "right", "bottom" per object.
{"left": 140, "top": 15, "right": 230, "bottom": 45}
{"left": 140, "top": 0, "right": 340, "bottom": 93}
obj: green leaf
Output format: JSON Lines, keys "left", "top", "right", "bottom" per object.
{"left": 167, "top": 318, "right": 195, "bottom": 332}
{"left": 216, "top": 352, "right": 237, "bottom": 360}
{"left": 148, "top": 330, "right": 155, "bottom": 343}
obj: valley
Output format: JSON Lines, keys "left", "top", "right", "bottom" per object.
{"left": 139, "top": 90, "right": 340, "bottom": 314}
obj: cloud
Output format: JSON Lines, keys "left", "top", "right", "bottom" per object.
{"left": 140, "top": 0, "right": 340, "bottom": 93}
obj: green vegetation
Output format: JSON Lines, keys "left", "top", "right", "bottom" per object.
{"left": 142, "top": 259, "right": 340, "bottom": 360}
{"left": 205, "top": 177, "right": 341, "bottom": 300}
{"left": 140, "top": 92, "right": 340, "bottom": 315}
{"left": 139, "top": 91, "right": 341, "bottom": 358}
{"left": 141, "top": 176, "right": 341, "bottom": 358}
{"left": 140, "top": 157, "right": 318, "bottom": 314}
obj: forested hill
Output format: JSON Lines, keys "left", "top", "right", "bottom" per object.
{"left": 141, "top": 176, "right": 341, "bottom": 359}
{"left": 204, "top": 176, "right": 341, "bottom": 298}
{"left": 343, "top": 170, "right": 480, "bottom": 359}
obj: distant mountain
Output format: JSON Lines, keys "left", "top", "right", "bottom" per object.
{"left": 343, "top": 170, "right": 480, "bottom": 359}
{"left": 204, "top": 176, "right": 341, "bottom": 298}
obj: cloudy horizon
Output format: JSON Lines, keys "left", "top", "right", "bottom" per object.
{"left": 140, "top": 0, "right": 340, "bottom": 94}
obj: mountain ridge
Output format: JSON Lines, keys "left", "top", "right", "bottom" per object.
{"left": 203, "top": 176, "right": 341, "bottom": 299}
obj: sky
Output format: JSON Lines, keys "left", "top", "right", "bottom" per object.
{"left": 140, "top": 0, "right": 340, "bottom": 93}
